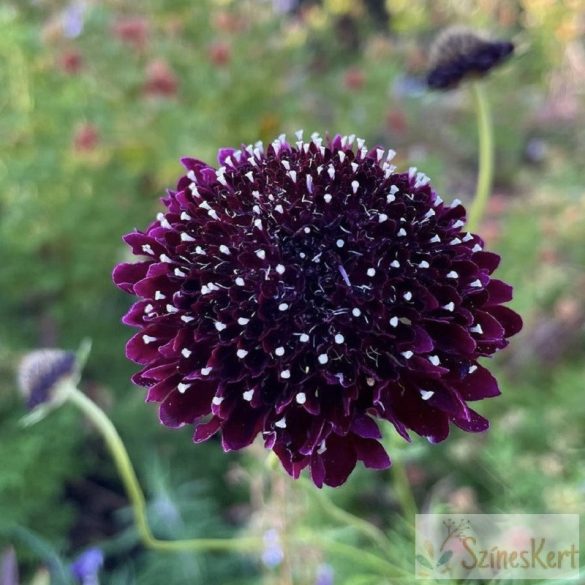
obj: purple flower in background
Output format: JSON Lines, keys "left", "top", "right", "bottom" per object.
{"left": 61, "top": 2, "right": 86, "bottom": 39}
{"left": 17, "top": 349, "right": 76, "bottom": 410}
{"left": 70, "top": 548, "right": 103, "bottom": 585}
{"left": 113, "top": 132, "right": 522, "bottom": 487}
{"left": 261, "top": 529, "right": 284, "bottom": 568}
{"left": 315, "top": 564, "right": 334, "bottom": 585}
{"left": 272, "top": 0, "right": 297, "bottom": 14}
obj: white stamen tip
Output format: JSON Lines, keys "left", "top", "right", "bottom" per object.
{"left": 420, "top": 390, "right": 434, "bottom": 401}
{"left": 367, "top": 268, "right": 376, "bottom": 277}
{"left": 401, "top": 351, "right": 414, "bottom": 359}
{"left": 389, "top": 317, "right": 399, "bottom": 327}
{"left": 178, "top": 383, "right": 190, "bottom": 394}
{"left": 238, "top": 317, "right": 250, "bottom": 326}
{"left": 443, "top": 302, "right": 455, "bottom": 312}
{"left": 336, "top": 239, "right": 345, "bottom": 248}
{"left": 181, "top": 348, "right": 192, "bottom": 358}
{"left": 378, "top": 213, "right": 388, "bottom": 223}
{"left": 318, "top": 353, "right": 328, "bottom": 365}
{"left": 256, "top": 249, "right": 266, "bottom": 260}
{"left": 215, "top": 321, "right": 227, "bottom": 331}
{"left": 275, "top": 346, "right": 285, "bottom": 356}
{"left": 334, "top": 334, "right": 344, "bottom": 344}
{"left": 352, "top": 308, "right": 361, "bottom": 317}
{"left": 280, "top": 370, "right": 291, "bottom": 380}
{"left": 295, "top": 392, "right": 307, "bottom": 405}
{"left": 142, "top": 335, "right": 156, "bottom": 344}
{"left": 235, "top": 277, "right": 245, "bottom": 286}
{"left": 237, "top": 349, "right": 249, "bottom": 359}
{"left": 447, "top": 271, "right": 459, "bottom": 278}
{"left": 243, "top": 389, "right": 254, "bottom": 401}
{"left": 299, "top": 333, "right": 310, "bottom": 343}
{"left": 278, "top": 303, "right": 289, "bottom": 311}
{"left": 429, "top": 355, "right": 440, "bottom": 366}
{"left": 276, "top": 264, "right": 285, "bottom": 275}
{"left": 201, "top": 367, "right": 212, "bottom": 376}
{"left": 275, "top": 417, "right": 287, "bottom": 428}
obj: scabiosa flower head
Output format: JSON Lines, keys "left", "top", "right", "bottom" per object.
{"left": 114, "top": 132, "right": 522, "bottom": 487}
{"left": 427, "top": 27, "right": 514, "bottom": 90}
{"left": 17, "top": 349, "right": 76, "bottom": 410}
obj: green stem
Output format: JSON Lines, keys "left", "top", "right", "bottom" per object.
{"left": 65, "top": 385, "right": 409, "bottom": 575}
{"left": 304, "top": 479, "right": 393, "bottom": 553}
{"left": 66, "top": 386, "right": 261, "bottom": 553}
{"left": 467, "top": 82, "right": 494, "bottom": 232}
{"left": 391, "top": 454, "right": 418, "bottom": 525}
{"left": 301, "top": 533, "right": 410, "bottom": 578}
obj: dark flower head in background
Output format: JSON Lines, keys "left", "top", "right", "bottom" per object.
{"left": 17, "top": 349, "right": 76, "bottom": 410}
{"left": 113, "top": 133, "right": 522, "bottom": 487}
{"left": 427, "top": 27, "right": 514, "bottom": 91}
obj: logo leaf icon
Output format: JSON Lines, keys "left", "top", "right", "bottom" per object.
{"left": 438, "top": 550, "right": 454, "bottom": 566}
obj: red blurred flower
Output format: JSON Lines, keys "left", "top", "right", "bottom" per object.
{"left": 57, "top": 49, "right": 83, "bottom": 75}
{"left": 73, "top": 123, "right": 100, "bottom": 152}
{"left": 386, "top": 108, "right": 408, "bottom": 135}
{"left": 112, "top": 16, "right": 150, "bottom": 51}
{"left": 143, "top": 59, "right": 178, "bottom": 98}
{"left": 208, "top": 42, "right": 231, "bottom": 67}
{"left": 343, "top": 67, "right": 365, "bottom": 91}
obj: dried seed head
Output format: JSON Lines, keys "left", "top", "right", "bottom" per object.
{"left": 17, "top": 349, "right": 76, "bottom": 410}
{"left": 427, "top": 26, "right": 514, "bottom": 90}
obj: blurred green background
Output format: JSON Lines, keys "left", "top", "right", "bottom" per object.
{"left": 0, "top": 0, "right": 584, "bottom": 583}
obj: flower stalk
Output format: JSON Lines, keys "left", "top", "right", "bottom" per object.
{"left": 66, "top": 385, "right": 262, "bottom": 553}
{"left": 467, "top": 82, "right": 494, "bottom": 231}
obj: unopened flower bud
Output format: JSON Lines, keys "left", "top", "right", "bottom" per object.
{"left": 17, "top": 349, "right": 76, "bottom": 410}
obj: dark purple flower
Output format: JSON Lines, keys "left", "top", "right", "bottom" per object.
{"left": 427, "top": 27, "right": 514, "bottom": 91}
{"left": 113, "top": 132, "right": 522, "bottom": 487}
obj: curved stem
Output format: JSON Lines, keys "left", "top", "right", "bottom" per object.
{"left": 467, "top": 82, "right": 494, "bottom": 232}
{"left": 65, "top": 385, "right": 407, "bottom": 576}
{"left": 304, "top": 479, "right": 393, "bottom": 553}
{"left": 301, "top": 533, "right": 410, "bottom": 578}
{"left": 66, "top": 386, "right": 262, "bottom": 553}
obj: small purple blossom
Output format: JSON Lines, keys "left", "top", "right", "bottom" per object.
{"left": 61, "top": 2, "right": 86, "bottom": 39}
{"left": 113, "top": 132, "right": 522, "bottom": 487}
{"left": 70, "top": 548, "right": 103, "bottom": 585}
{"left": 315, "top": 564, "right": 334, "bottom": 585}
{"left": 261, "top": 529, "right": 284, "bottom": 568}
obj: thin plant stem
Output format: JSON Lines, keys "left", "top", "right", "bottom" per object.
{"left": 66, "top": 386, "right": 261, "bottom": 553}
{"left": 467, "top": 81, "right": 494, "bottom": 232}
{"left": 391, "top": 454, "right": 418, "bottom": 525}
{"left": 65, "top": 384, "right": 411, "bottom": 577}
{"left": 303, "top": 479, "right": 393, "bottom": 553}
